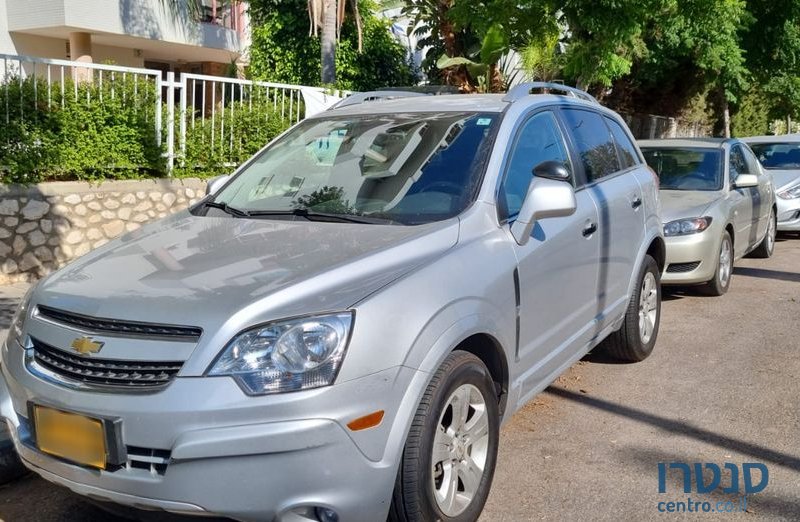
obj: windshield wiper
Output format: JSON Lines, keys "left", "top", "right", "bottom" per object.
{"left": 246, "top": 208, "right": 400, "bottom": 225}
{"left": 203, "top": 200, "right": 251, "bottom": 218}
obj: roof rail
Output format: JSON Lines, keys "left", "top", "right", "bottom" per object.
{"left": 330, "top": 90, "right": 431, "bottom": 110}
{"left": 503, "top": 82, "right": 598, "bottom": 104}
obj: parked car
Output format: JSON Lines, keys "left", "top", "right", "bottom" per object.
{"left": 1, "top": 84, "right": 664, "bottom": 522}
{"left": 640, "top": 138, "right": 776, "bottom": 296}
{"left": 742, "top": 135, "right": 800, "bottom": 233}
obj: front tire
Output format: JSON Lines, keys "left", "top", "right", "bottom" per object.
{"left": 0, "top": 442, "right": 26, "bottom": 485}
{"left": 750, "top": 208, "right": 776, "bottom": 259}
{"left": 705, "top": 231, "right": 733, "bottom": 296}
{"left": 389, "top": 351, "right": 499, "bottom": 522}
{"left": 600, "top": 255, "right": 661, "bottom": 362}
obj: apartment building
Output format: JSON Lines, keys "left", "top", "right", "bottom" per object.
{"left": 0, "top": 0, "right": 249, "bottom": 76}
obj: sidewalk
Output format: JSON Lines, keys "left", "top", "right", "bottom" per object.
{"left": 0, "top": 283, "right": 30, "bottom": 337}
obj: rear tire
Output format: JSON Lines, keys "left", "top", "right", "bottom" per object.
{"left": 705, "top": 231, "right": 733, "bottom": 296}
{"left": 750, "top": 208, "right": 776, "bottom": 259}
{"left": 389, "top": 351, "right": 499, "bottom": 522}
{"left": 600, "top": 255, "right": 661, "bottom": 362}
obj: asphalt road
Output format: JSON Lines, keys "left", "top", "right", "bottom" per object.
{"left": 0, "top": 237, "right": 798, "bottom": 521}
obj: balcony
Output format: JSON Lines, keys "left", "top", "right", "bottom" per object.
{"left": 4, "top": 0, "right": 246, "bottom": 64}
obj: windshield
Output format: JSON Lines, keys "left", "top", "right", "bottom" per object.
{"left": 642, "top": 148, "right": 723, "bottom": 191}
{"left": 208, "top": 112, "right": 499, "bottom": 225}
{"left": 748, "top": 143, "right": 800, "bottom": 170}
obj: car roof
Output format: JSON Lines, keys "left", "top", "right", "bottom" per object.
{"left": 313, "top": 93, "right": 603, "bottom": 118}
{"left": 638, "top": 137, "right": 733, "bottom": 149}
{"left": 741, "top": 134, "right": 800, "bottom": 144}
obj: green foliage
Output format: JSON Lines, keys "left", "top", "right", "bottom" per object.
{"left": 0, "top": 76, "right": 293, "bottom": 184}
{"left": 0, "top": 76, "right": 162, "bottom": 184}
{"left": 405, "top": 0, "right": 555, "bottom": 88}
{"left": 519, "top": 32, "right": 564, "bottom": 83}
{"left": 435, "top": 23, "right": 510, "bottom": 91}
{"left": 731, "top": 88, "right": 772, "bottom": 137}
{"left": 176, "top": 88, "right": 292, "bottom": 177}
{"left": 248, "top": 0, "right": 417, "bottom": 91}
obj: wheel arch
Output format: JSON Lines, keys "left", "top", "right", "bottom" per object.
{"left": 452, "top": 333, "right": 510, "bottom": 418}
{"left": 646, "top": 236, "right": 666, "bottom": 274}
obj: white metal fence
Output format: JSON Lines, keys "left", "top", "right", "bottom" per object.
{"left": 1, "top": 53, "right": 346, "bottom": 176}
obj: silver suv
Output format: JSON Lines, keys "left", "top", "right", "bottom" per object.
{"left": 1, "top": 84, "right": 664, "bottom": 522}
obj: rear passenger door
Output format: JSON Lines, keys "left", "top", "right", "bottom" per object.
{"left": 560, "top": 108, "right": 646, "bottom": 329}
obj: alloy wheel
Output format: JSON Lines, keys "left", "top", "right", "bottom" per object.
{"left": 431, "top": 383, "right": 490, "bottom": 517}
{"left": 638, "top": 271, "right": 658, "bottom": 344}
{"left": 718, "top": 237, "right": 732, "bottom": 288}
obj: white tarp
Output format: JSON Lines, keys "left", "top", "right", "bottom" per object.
{"left": 301, "top": 88, "right": 343, "bottom": 117}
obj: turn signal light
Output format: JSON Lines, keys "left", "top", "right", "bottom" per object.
{"left": 347, "top": 410, "right": 385, "bottom": 431}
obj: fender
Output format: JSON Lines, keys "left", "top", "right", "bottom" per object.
{"left": 378, "top": 309, "right": 511, "bottom": 468}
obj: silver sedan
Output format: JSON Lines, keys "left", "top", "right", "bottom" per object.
{"left": 640, "top": 138, "right": 777, "bottom": 295}
{"left": 742, "top": 135, "right": 800, "bottom": 232}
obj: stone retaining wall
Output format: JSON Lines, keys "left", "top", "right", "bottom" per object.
{"left": 0, "top": 179, "right": 207, "bottom": 284}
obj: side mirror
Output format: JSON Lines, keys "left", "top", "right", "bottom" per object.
{"left": 733, "top": 173, "right": 758, "bottom": 189}
{"left": 510, "top": 175, "right": 577, "bottom": 246}
{"left": 205, "top": 174, "right": 232, "bottom": 196}
{"left": 532, "top": 160, "right": 572, "bottom": 182}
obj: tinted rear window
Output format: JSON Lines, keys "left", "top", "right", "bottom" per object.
{"left": 561, "top": 109, "right": 620, "bottom": 181}
{"left": 605, "top": 117, "right": 640, "bottom": 169}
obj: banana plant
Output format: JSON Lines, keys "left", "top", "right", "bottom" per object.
{"left": 436, "top": 24, "right": 509, "bottom": 92}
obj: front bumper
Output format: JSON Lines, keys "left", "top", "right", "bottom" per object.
{"left": 0, "top": 338, "right": 425, "bottom": 522}
{"left": 776, "top": 198, "right": 800, "bottom": 231}
{"left": 661, "top": 230, "right": 720, "bottom": 285}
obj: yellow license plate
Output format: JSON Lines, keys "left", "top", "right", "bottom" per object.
{"left": 33, "top": 405, "right": 106, "bottom": 469}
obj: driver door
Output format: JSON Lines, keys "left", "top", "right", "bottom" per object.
{"left": 499, "top": 110, "right": 600, "bottom": 406}
{"left": 728, "top": 145, "right": 757, "bottom": 256}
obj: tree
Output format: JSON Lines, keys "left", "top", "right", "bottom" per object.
{"left": 741, "top": 0, "right": 800, "bottom": 130}
{"left": 402, "top": 0, "right": 555, "bottom": 90}
{"left": 249, "top": 0, "right": 417, "bottom": 90}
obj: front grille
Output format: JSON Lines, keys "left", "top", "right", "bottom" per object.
{"left": 37, "top": 305, "right": 202, "bottom": 342}
{"left": 31, "top": 338, "right": 183, "bottom": 389}
{"left": 666, "top": 261, "right": 701, "bottom": 273}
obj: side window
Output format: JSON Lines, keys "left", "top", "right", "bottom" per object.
{"left": 562, "top": 109, "right": 620, "bottom": 181}
{"left": 741, "top": 146, "right": 762, "bottom": 176}
{"left": 605, "top": 117, "right": 640, "bottom": 169}
{"left": 729, "top": 145, "right": 750, "bottom": 183}
{"left": 499, "top": 111, "right": 572, "bottom": 220}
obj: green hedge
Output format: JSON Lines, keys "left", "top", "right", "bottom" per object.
{"left": 176, "top": 85, "right": 292, "bottom": 177}
{"left": 0, "top": 76, "right": 294, "bottom": 184}
{"left": 0, "top": 76, "right": 162, "bottom": 184}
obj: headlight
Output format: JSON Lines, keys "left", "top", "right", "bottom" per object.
{"left": 5, "top": 285, "right": 35, "bottom": 349}
{"left": 207, "top": 312, "right": 353, "bottom": 395}
{"left": 777, "top": 184, "right": 800, "bottom": 199}
{"left": 663, "top": 217, "right": 713, "bottom": 237}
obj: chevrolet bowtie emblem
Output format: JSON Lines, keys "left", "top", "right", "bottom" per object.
{"left": 70, "top": 337, "right": 104, "bottom": 355}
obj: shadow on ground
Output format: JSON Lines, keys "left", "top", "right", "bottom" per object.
{"left": 546, "top": 386, "right": 800, "bottom": 472}
{"left": 733, "top": 266, "right": 800, "bottom": 283}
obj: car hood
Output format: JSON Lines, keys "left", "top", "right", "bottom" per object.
{"left": 659, "top": 190, "right": 722, "bottom": 223}
{"left": 764, "top": 169, "right": 800, "bottom": 191}
{"left": 36, "top": 212, "right": 459, "bottom": 333}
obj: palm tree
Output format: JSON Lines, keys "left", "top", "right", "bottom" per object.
{"left": 308, "top": 0, "right": 363, "bottom": 85}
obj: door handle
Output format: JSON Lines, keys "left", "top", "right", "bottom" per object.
{"left": 631, "top": 196, "right": 643, "bottom": 209}
{"left": 582, "top": 222, "right": 598, "bottom": 237}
